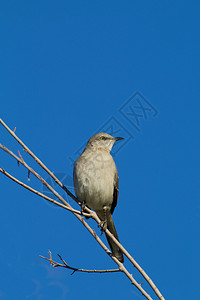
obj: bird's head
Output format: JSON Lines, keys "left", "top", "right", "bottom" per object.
{"left": 85, "top": 132, "right": 123, "bottom": 152}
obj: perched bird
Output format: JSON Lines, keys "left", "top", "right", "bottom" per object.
{"left": 73, "top": 132, "right": 124, "bottom": 263}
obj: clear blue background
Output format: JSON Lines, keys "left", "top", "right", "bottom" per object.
{"left": 0, "top": 1, "right": 199, "bottom": 299}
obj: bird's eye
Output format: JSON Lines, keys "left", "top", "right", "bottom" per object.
{"left": 100, "top": 136, "right": 106, "bottom": 140}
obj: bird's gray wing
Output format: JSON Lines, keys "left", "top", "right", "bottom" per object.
{"left": 111, "top": 171, "right": 119, "bottom": 215}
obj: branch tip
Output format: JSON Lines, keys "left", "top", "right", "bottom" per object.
{"left": 71, "top": 270, "right": 76, "bottom": 275}
{"left": 17, "top": 150, "right": 24, "bottom": 162}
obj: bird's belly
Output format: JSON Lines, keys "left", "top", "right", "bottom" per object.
{"left": 73, "top": 150, "right": 116, "bottom": 212}
{"left": 76, "top": 172, "right": 113, "bottom": 211}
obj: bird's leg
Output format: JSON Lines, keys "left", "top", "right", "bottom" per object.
{"left": 99, "top": 206, "right": 108, "bottom": 235}
{"left": 80, "top": 200, "right": 91, "bottom": 219}
{"left": 81, "top": 200, "right": 87, "bottom": 214}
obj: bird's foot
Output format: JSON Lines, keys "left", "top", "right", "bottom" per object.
{"left": 81, "top": 200, "right": 86, "bottom": 214}
{"left": 80, "top": 201, "right": 90, "bottom": 219}
{"left": 99, "top": 220, "right": 107, "bottom": 235}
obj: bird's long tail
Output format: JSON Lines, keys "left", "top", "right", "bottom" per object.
{"left": 99, "top": 212, "right": 124, "bottom": 263}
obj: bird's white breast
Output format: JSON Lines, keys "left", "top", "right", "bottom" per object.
{"left": 73, "top": 149, "right": 116, "bottom": 211}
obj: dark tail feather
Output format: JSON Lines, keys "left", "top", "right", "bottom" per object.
{"left": 105, "top": 214, "right": 124, "bottom": 263}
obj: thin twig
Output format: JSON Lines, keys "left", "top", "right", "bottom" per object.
{"left": 40, "top": 251, "right": 121, "bottom": 274}
{"left": 0, "top": 118, "right": 79, "bottom": 204}
{"left": 0, "top": 168, "right": 89, "bottom": 216}
{"left": 0, "top": 144, "right": 75, "bottom": 210}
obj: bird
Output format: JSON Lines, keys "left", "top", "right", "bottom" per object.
{"left": 73, "top": 132, "right": 124, "bottom": 263}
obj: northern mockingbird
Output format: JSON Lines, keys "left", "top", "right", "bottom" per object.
{"left": 73, "top": 132, "right": 124, "bottom": 263}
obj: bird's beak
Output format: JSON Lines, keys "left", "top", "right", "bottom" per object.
{"left": 115, "top": 137, "right": 124, "bottom": 141}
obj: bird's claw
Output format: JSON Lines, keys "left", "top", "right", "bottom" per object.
{"left": 99, "top": 220, "right": 107, "bottom": 235}
{"left": 81, "top": 201, "right": 86, "bottom": 214}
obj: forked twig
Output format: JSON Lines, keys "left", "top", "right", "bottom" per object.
{"left": 40, "top": 251, "right": 121, "bottom": 275}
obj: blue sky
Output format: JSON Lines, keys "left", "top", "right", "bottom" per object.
{"left": 0, "top": 1, "right": 200, "bottom": 299}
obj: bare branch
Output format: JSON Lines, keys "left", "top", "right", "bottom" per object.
{"left": 0, "top": 118, "right": 165, "bottom": 300}
{"left": 0, "top": 146, "right": 153, "bottom": 300}
{"left": 0, "top": 120, "right": 164, "bottom": 299}
{"left": 92, "top": 213, "right": 164, "bottom": 299}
